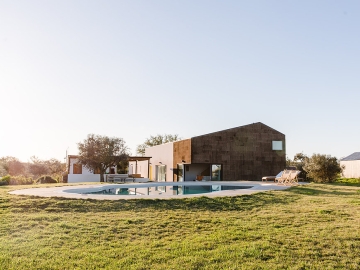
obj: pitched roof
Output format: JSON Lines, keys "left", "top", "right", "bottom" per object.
{"left": 191, "top": 122, "right": 284, "bottom": 139}
{"left": 341, "top": 152, "right": 360, "bottom": 161}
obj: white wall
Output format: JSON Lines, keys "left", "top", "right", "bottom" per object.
{"left": 68, "top": 174, "right": 100, "bottom": 183}
{"left": 68, "top": 157, "right": 120, "bottom": 183}
{"left": 145, "top": 142, "right": 174, "bottom": 182}
{"left": 68, "top": 157, "right": 94, "bottom": 175}
{"left": 340, "top": 160, "right": 360, "bottom": 178}
{"left": 128, "top": 160, "right": 149, "bottom": 178}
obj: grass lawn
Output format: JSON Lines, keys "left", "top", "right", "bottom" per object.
{"left": 1, "top": 182, "right": 360, "bottom": 269}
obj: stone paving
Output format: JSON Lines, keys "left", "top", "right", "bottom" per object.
{"left": 8, "top": 181, "right": 305, "bottom": 200}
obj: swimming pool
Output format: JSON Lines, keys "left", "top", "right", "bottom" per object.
{"left": 9, "top": 181, "right": 293, "bottom": 200}
{"left": 63, "top": 182, "right": 253, "bottom": 196}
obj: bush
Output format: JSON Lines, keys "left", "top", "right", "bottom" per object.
{"left": 303, "top": 154, "right": 343, "bottom": 183}
{"left": 36, "top": 175, "right": 57, "bottom": 184}
{"left": 0, "top": 175, "right": 11, "bottom": 184}
{"left": 9, "top": 175, "right": 34, "bottom": 185}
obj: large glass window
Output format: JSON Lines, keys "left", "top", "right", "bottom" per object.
{"left": 211, "top": 164, "right": 221, "bottom": 181}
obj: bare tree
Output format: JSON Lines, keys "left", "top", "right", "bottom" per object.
{"left": 45, "top": 158, "right": 66, "bottom": 176}
{"left": 28, "top": 156, "right": 49, "bottom": 178}
{"left": 136, "top": 134, "right": 181, "bottom": 156}
{"left": 0, "top": 156, "right": 25, "bottom": 176}
{"left": 77, "top": 134, "right": 129, "bottom": 182}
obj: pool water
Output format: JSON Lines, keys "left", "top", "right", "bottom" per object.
{"left": 85, "top": 185, "right": 252, "bottom": 196}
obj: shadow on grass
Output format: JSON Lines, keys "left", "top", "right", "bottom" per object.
{"left": 7, "top": 190, "right": 302, "bottom": 214}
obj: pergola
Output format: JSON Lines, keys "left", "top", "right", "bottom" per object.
{"left": 128, "top": 156, "right": 152, "bottom": 176}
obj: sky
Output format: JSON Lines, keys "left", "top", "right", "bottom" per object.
{"left": 1, "top": 0, "right": 359, "bottom": 163}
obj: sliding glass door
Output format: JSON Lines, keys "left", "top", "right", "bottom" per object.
{"left": 177, "top": 164, "right": 184, "bottom": 182}
{"left": 157, "top": 165, "right": 166, "bottom": 192}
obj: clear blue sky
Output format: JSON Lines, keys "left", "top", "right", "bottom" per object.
{"left": 1, "top": 0, "right": 359, "bottom": 163}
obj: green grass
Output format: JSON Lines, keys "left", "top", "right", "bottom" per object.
{"left": 1, "top": 182, "right": 360, "bottom": 269}
{"left": 335, "top": 177, "right": 360, "bottom": 185}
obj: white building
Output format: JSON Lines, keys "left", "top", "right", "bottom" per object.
{"left": 340, "top": 152, "right": 360, "bottom": 178}
{"left": 67, "top": 155, "right": 101, "bottom": 183}
{"left": 67, "top": 155, "right": 150, "bottom": 183}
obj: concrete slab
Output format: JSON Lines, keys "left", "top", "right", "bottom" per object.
{"left": 8, "top": 181, "right": 306, "bottom": 200}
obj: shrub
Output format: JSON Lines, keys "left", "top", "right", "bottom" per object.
{"left": 9, "top": 175, "right": 34, "bottom": 185}
{"left": 303, "top": 154, "right": 343, "bottom": 183}
{"left": 0, "top": 175, "right": 11, "bottom": 184}
{"left": 36, "top": 175, "right": 57, "bottom": 184}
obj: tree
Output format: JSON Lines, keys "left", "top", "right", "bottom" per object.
{"left": 45, "top": 158, "right": 66, "bottom": 176}
{"left": 136, "top": 134, "right": 181, "bottom": 156}
{"left": 287, "top": 153, "right": 309, "bottom": 181}
{"left": 28, "top": 156, "right": 49, "bottom": 177}
{"left": 303, "top": 154, "right": 343, "bottom": 183}
{"left": 77, "top": 134, "right": 129, "bottom": 182}
{"left": 0, "top": 156, "right": 25, "bottom": 176}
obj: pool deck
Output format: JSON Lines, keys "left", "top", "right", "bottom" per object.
{"left": 8, "top": 181, "right": 306, "bottom": 200}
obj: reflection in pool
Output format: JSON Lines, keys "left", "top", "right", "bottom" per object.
{"left": 85, "top": 185, "right": 252, "bottom": 196}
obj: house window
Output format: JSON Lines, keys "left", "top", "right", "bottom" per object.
{"left": 94, "top": 168, "right": 101, "bottom": 174}
{"left": 73, "top": 164, "right": 82, "bottom": 174}
{"left": 272, "top": 141, "right": 283, "bottom": 151}
{"left": 211, "top": 164, "right": 222, "bottom": 181}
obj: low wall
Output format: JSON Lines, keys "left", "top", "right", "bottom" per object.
{"left": 68, "top": 174, "right": 100, "bottom": 183}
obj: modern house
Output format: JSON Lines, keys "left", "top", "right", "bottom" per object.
{"left": 340, "top": 152, "right": 360, "bottom": 178}
{"left": 130, "top": 122, "right": 286, "bottom": 182}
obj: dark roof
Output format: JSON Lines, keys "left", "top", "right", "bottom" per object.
{"left": 341, "top": 152, "right": 360, "bottom": 161}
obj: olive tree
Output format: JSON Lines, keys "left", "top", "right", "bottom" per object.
{"left": 136, "top": 134, "right": 181, "bottom": 156}
{"left": 303, "top": 154, "right": 343, "bottom": 183}
{"left": 77, "top": 134, "right": 129, "bottom": 182}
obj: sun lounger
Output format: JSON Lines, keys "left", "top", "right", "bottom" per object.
{"left": 263, "top": 171, "right": 283, "bottom": 182}
{"left": 262, "top": 176, "right": 276, "bottom": 182}
{"left": 287, "top": 170, "right": 300, "bottom": 185}
{"left": 277, "top": 170, "right": 300, "bottom": 185}
{"left": 276, "top": 170, "right": 291, "bottom": 185}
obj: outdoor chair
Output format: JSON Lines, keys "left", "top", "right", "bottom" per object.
{"left": 286, "top": 170, "right": 301, "bottom": 185}
{"left": 263, "top": 171, "right": 283, "bottom": 182}
{"left": 276, "top": 170, "right": 291, "bottom": 185}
